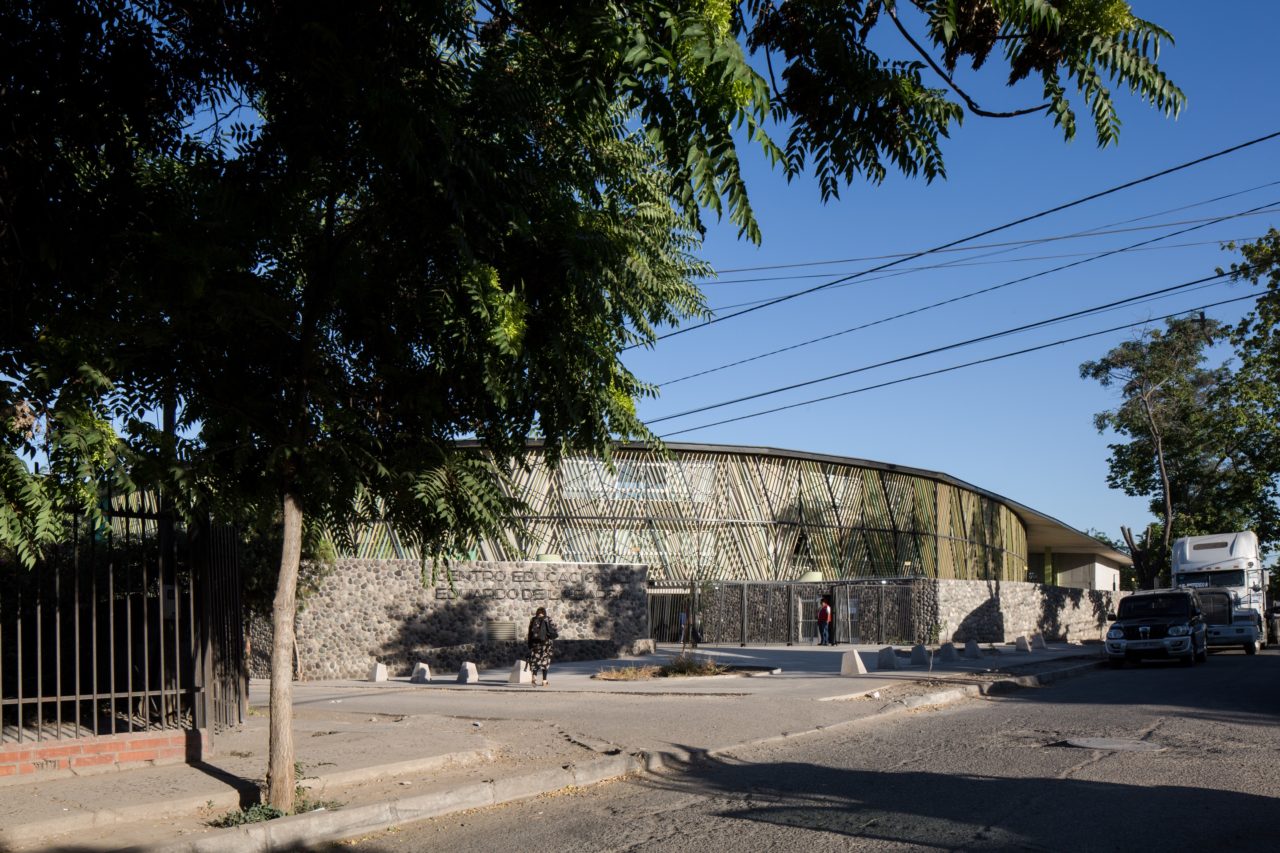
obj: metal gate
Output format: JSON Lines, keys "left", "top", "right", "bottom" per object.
{"left": 1, "top": 507, "right": 244, "bottom": 747}
{"left": 831, "top": 582, "right": 916, "bottom": 645}
{"left": 649, "top": 580, "right": 919, "bottom": 647}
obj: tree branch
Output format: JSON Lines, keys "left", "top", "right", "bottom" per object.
{"left": 886, "top": 6, "right": 1050, "bottom": 119}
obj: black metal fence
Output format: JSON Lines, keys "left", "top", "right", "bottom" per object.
{"left": 648, "top": 580, "right": 921, "bottom": 647}
{"left": 0, "top": 508, "right": 244, "bottom": 746}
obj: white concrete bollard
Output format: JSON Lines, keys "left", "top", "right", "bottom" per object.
{"left": 839, "top": 650, "right": 869, "bottom": 676}
{"left": 1031, "top": 633, "right": 1047, "bottom": 650}
{"left": 1015, "top": 635, "right": 1032, "bottom": 653}
{"left": 877, "top": 646, "right": 900, "bottom": 671}
{"left": 456, "top": 662, "right": 479, "bottom": 684}
{"left": 367, "top": 662, "right": 388, "bottom": 682}
{"left": 963, "top": 639, "right": 982, "bottom": 659}
{"left": 509, "top": 660, "right": 532, "bottom": 684}
{"left": 910, "top": 644, "right": 929, "bottom": 666}
{"left": 938, "top": 643, "right": 959, "bottom": 662}
{"left": 410, "top": 662, "right": 432, "bottom": 683}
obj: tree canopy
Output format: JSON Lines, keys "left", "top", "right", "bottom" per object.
{"left": 1082, "top": 307, "right": 1280, "bottom": 588}
{"left": 4, "top": 0, "right": 1186, "bottom": 811}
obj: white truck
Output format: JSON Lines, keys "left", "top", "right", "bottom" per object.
{"left": 1171, "top": 531, "right": 1270, "bottom": 651}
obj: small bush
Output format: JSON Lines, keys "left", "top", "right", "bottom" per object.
{"left": 658, "top": 656, "right": 727, "bottom": 677}
{"left": 208, "top": 803, "right": 286, "bottom": 828}
{"left": 206, "top": 762, "right": 342, "bottom": 828}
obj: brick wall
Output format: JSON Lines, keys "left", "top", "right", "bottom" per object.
{"left": 0, "top": 730, "right": 205, "bottom": 785}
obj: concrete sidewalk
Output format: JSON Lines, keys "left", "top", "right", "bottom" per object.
{"left": 0, "top": 642, "right": 1104, "bottom": 851}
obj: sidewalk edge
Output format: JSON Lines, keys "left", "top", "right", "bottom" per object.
{"left": 44, "top": 660, "right": 1105, "bottom": 852}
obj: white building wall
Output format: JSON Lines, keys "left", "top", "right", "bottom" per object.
{"left": 1056, "top": 556, "right": 1122, "bottom": 592}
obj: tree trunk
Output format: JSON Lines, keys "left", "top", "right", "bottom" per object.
{"left": 1140, "top": 390, "right": 1175, "bottom": 585}
{"left": 1122, "top": 524, "right": 1159, "bottom": 590}
{"left": 267, "top": 491, "right": 304, "bottom": 812}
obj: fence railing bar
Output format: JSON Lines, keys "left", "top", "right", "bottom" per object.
{"left": 108, "top": 527, "right": 118, "bottom": 737}
{"left": 55, "top": 549, "right": 63, "bottom": 740}
{"left": 73, "top": 520, "right": 82, "bottom": 739}
{"left": 91, "top": 529, "right": 101, "bottom": 738}
{"left": 124, "top": 517, "right": 137, "bottom": 735}
{"left": 35, "top": 569, "right": 43, "bottom": 742}
{"left": 0, "top": 687, "right": 199, "bottom": 705}
{"left": 16, "top": 577, "right": 24, "bottom": 743}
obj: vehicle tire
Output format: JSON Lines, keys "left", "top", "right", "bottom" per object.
{"left": 1244, "top": 641, "right": 1258, "bottom": 655}
{"left": 1196, "top": 639, "right": 1208, "bottom": 663}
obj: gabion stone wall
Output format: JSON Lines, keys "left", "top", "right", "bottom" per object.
{"left": 250, "top": 560, "right": 649, "bottom": 679}
{"left": 932, "top": 579, "right": 1118, "bottom": 644}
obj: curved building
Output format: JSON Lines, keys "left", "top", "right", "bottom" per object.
{"left": 458, "top": 442, "right": 1125, "bottom": 584}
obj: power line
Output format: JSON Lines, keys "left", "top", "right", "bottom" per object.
{"left": 708, "top": 234, "right": 1260, "bottom": 311}
{"left": 625, "top": 129, "right": 1280, "bottom": 349}
{"left": 661, "top": 201, "right": 1277, "bottom": 386}
{"left": 648, "top": 271, "right": 1231, "bottom": 424}
{"left": 708, "top": 218, "right": 1271, "bottom": 290}
{"left": 658, "top": 291, "right": 1266, "bottom": 438}
{"left": 701, "top": 179, "right": 1280, "bottom": 278}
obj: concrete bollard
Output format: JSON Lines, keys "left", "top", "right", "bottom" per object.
{"left": 910, "top": 644, "right": 929, "bottom": 666}
{"left": 877, "top": 646, "right": 900, "bottom": 671}
{"left": 456, "top": 662, "right": 479, "bottom": 684}
{"left": 1031, "top": 633, "right": 1047, "bottom": 650}
{"left": 1015, "top": 635, "right": 1032, "bottom": 653}
{"left": 409, "top": 662, "right": 432, "bottom": 683}
{"left": 938, "top": 643, "right": 959, "bottom": 662}
{"left": 963, "top": 639, "right": 982, "bottom": 659}
{"left": 509, "top": 660, "right": 532, "bottom": 684}
{"left": 367, "top": 662, "right": 388, "bottom": 682}
{"left": 839, "top": 650, "right": 869, "bottom": 676}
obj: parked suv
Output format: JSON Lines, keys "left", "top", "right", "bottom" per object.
{"left": 1105, "top": 589, "right": 1208, "bottom": 667}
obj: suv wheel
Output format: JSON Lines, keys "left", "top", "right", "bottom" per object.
{"left": 1195, "top": 639, "right": 1208, "bottom": 663}
{"left": 1244, "top": 641, "right": 1258, "bottom": 655}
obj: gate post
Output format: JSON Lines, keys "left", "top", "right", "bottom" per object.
{"left": 786, "top": 585, "right": 794, "bottom": 646}
{"left": 192, "top": 519, "right": 215, "bottom": 746}
{"left": 878, "top": 583, "right": 886, "bottom": 644}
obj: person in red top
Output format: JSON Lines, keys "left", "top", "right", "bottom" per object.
{"left": 817, "top": 596, "right": 833, "bottom": 646}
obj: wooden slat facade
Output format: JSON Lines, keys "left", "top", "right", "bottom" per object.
{"left": 334, "top": 445, "right": 1025, "bottom": 583}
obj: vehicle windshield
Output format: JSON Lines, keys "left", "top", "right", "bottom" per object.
{"left": 1117, "top": 595, "right": 1190, "bottom": 620}
{"left": 1174, "top": 569, "right": 1245, "bottom": 588}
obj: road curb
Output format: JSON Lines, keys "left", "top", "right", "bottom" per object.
{"left": 136, "top": 754, "right": 648, "bottom": 853}
{"left": 0, "top": 747, "right": 493, "bottom": 850}
{"left": 96, "top": 659, "right": 1108, "bottom": 852}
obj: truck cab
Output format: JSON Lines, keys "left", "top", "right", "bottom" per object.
{"left": 1171, "top": 531, "right": 1268, "bottom": 649}
{"left": 1198, "top": 586, "right": 1260, "bottom": 655}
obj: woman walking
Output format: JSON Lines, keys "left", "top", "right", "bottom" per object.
{"left": 526, "top": 607, "right": 558, "bottom": 686}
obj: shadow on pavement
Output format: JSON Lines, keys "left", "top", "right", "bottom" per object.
{"left": 634, "top": 752, "right": 1277, "bottom": 850}
{"left": 981, "top": 650, "right": 1280, "bottom": 729}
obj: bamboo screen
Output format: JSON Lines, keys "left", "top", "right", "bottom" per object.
{"left": 458, "top": 447, "right": 1030, "bottom": 583}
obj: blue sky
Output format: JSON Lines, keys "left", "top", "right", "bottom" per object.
{"left": 622, "top": 1, "right": 1280, "bottom": 539}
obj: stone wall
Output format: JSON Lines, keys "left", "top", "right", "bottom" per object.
{"left": 932, "top": 578, "right": 1120, "bottom": 643}
{"left": 249, "top": 560, "right": 649, "bottom": 679}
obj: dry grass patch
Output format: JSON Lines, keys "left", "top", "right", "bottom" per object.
{"left": 659, "top": 655, "right": 728, "bottom": 677}
{"left": 595, "top": 656, "right": 730, "bottom": 680}
{"left": 595, "top": 664, "right": 661, "bottom": 681}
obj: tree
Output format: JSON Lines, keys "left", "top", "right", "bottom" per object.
{"left": 1222, "top": 227, "right": 1280, "bottom": 547}
{"left": 5, "top": 1, "right": 1185, "bottom": 812}
{"left": 1082, "top": 316, "right": 1279, "bottom": 587}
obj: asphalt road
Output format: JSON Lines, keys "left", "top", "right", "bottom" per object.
{"left": 324, "top": 648, "right": 1280, "bottom": 852}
